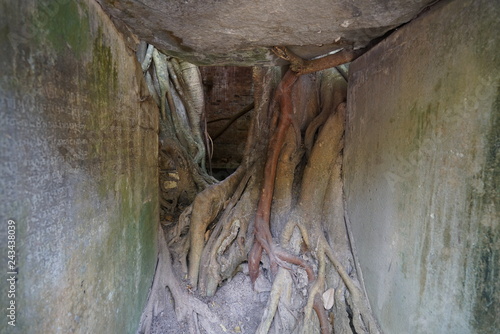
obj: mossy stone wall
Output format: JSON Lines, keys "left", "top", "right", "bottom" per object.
{"left": 0, "top": 1, "right": 158, "bottom": 333}
{"left": 344, "top": 0, "right": 499, "bottom": 332}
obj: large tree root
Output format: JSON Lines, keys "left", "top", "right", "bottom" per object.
{"left": 243, "top": 44, "right": 378, "bottom": 332}
{"left": 244, "top": 71, "right": 330, "bottom": 332}
{"left": 248, "top": 69, "right": 300, "bottom": 282}
{"left": 248, "top": 47, "right": 365, "bottom": 284}
{"left": 248, "top": 101, "right": 379, "bottom": 334}
{"left": 144, "top": 45, "right": 380, "bottom": 333}
{"left": 185, "top": 166, "right": 246, "bottom": 289}
{"left": 272, "top": 46, "right": 365, "bottom": 76}
{"left": 246, "top": 50, "right": 364, "bottom": 333}
{"left": 166, "top": 164, "right": 247, "bottom": 289}
{"left": 137, "top": 226, "right": 224, "bottom": 334}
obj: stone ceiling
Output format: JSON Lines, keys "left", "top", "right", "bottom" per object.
{"left": 97, "top": 0, "right": 435, "bottom": 65}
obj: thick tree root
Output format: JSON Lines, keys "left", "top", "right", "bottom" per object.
{"left": 294, "top": 220, "right": 378, "bottom": 334}
{"left": 248, "top": 69, "right": 299, "bottom": 282}
{"left": 185, "top": 167, "right": 246, "bottom": 289}
{"left": 146, "top": 47, "right": 380, "bottom": 333}
{"left": 272, "top": 46, "right": 365, "bottom": 75}
{"left": 137, "top": 226, "right": 223, "bottom": 334}
{"left": 246, "top": 68, "right": 339, "bottom": 334}
{"left": 244, "top": 64, "right": 379, "bottom": 333}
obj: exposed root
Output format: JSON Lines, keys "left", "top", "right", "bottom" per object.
{"left": 143, "top": 46, "right": 380, "bottom": 333}
{"left": 272, "top": 46, "right": 365, "bottom": 75}
{"left": 256, "top": 268, "right": 293, "bottom": 334}
{"left": 186, "top": 167, "right": 246, "bottom": 289}
{"left": 248, "top": 69, "right": 299, "bottom": 282}
{"left": 304, "top": 70, "right": 347, "bottom": 156}
{"left": 137, "top": 226, "right": 223, "bottom": 334}
{"left": 198, "top": 169, "right": 259, "bottom": 296}
{"left": 166, "top": 58, "right": 208, "bottom": 169}
{"left": 264, "top": 224, "right": 331, "bottom": 334}
{"left": 245, "top": 70, "right": 379, "bottom": 333}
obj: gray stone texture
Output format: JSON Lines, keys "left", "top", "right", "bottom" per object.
{"left": 344, "top": 0, "right": 499, "bottom": 332}
{"left": 96, "top": 0, "right": 434, "bottom": 65}
{"left": 0, "top": 0, "right": 159, "bottom": 333}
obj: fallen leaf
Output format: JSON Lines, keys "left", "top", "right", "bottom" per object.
{"left": 322, "top": 288, "right": 335, "bottom": 310}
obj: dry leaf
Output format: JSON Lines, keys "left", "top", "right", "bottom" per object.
{"left": 322, "top": 288, "right": 335, "bottom": 310}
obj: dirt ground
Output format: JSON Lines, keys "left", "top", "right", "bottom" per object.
{"left": 149, "top": 269, "right": 272, "bottom": 334}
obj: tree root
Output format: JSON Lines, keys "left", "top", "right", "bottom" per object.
{"left": 255, "top": 267, "right": 294, "bottom": 334}
{"left": 146, "top": 49, "right": 380, "bottom": 333}
{"left": 248, "top": 69, "right": 299, "bottom": 282}
{"left": 304, "top": 69, "right": 347, "bottom": 156}
{"left": 244, "top": 68, "right": 340, "bottom": 334}
{"left": 137, "top": 226, "right": 223, "bottom": 334}
{"left": 185, "top": 166, "right": 246, "bottom": 289}
{"left": 244, "top": 62, "right": 379, "bottom": 333}
{"left": 272, "top": 46, "right": 365, "bottom": 76}
{"left": 166, "top": 58, "right": 208, "bottom": 170}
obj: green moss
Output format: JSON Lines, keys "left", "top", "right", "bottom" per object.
{"left": 470, "top": 83, "right": 500, "bottom": 332}
{"left": 36, "top": 0, "right": 91, "bottom": 56}
{"left": 139, "top": 200, "right": 157, "bottom": 269}
{"left": 102, "top": 177, "right": 157, "bottom": 333}
{"left": 88, "top": 28, "right": 118, "bottom": 108}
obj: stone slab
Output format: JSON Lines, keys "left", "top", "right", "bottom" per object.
{"left": 344, "top": 0, "right": 499, "bottom": 332}
{"left": 0, "top": 1, "right": 159, "bottom": 333}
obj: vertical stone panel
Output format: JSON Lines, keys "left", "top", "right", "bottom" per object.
{"left": 0, "top": 1, "right": 158, "bottom": 333}
{"left": 344, "top": 0, "right": 499, "bottom": 333}
{"left": 344, "top": 0, "right": 500, "bottom": 333}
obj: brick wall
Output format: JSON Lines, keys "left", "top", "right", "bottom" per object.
{"left": 201, "top": 66, "right": 254, "bottom": 169}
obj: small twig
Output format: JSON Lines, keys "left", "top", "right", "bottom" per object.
{"left": 138, "top": 95, "right": 151, "bottom": 102}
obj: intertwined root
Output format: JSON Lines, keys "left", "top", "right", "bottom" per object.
{"left": 146, "top": 45, "right": 380, "bottom": 332}
{"left": 279, "top": 219, "right": 379, "bottom": 334}
{"left": 137, "top": 226, "right": 224, "bottom": 334}
{"left": 185, "top": 68, "right": 378, "bottom": 333}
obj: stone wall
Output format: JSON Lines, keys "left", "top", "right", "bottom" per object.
{"left": 0, "top": 1, "right": 158, "bottom": 333}
{"left": 344, "top": 0, "right": 499, "bottom": 332}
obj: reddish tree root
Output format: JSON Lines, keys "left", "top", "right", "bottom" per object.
{"left": 248, "top": 69, "right": 299, "bottom": 282}
{"left": 272, "top": 46, "right": 364, "bottom": 75}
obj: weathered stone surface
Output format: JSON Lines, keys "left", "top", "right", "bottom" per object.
{"left": 96, "top": 0, "right": 434, "bottom": 65}
{"left": 344, "top": 0, "right": 499, "bottom": 332}
{"left": 0, "top": 0, "right": 158, "bottom": 333}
